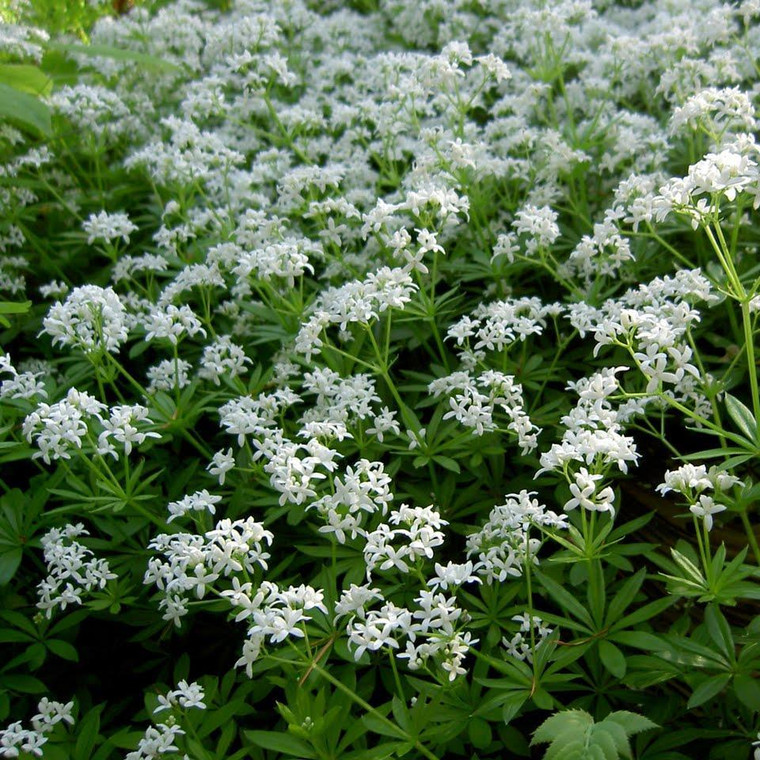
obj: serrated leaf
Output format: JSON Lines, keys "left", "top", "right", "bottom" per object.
{"left": 589, "top": 725, "right": 620, "bottom": 760}
{"left": 532, "top": 709, "right": 593, "bottom": 745}
{"left": 604, "top": 711, "right": 658, "bottom": 735}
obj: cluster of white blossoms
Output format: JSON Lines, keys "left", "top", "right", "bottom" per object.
{"left": 42, "top": 285, "right": 129, "bottom": 356}
{"left": 503, "top": 613, "right": 554, "bottom": 664}
{"left": 0, "top": 698, "right": 75, "bottom": 759}
{"left": 4, "top": 0, "right": 760, "bottom": 742}
{"left": 364, "top": 504, "right": 448, "bottom": 577}
{"left": 144, "top": 304, "right": 206, "bottom": 345}
{"left": 466, "top": 491, "right": 567, "bottom": 583}
{"left": 126, "top": 681, "right": 206, "bottom": 760}
{"left": 657, "top": 464, "right": 742, "bottom": 531}
{"left": 429, "top": 370, "right": 539, "bottom": 452}
{"left": 652, "top": 142, "right": 760, "bottom": 228}
{"left": 294, "top": 267, "right": 417, "bottom": 360}
{"left": 308, "top": 458, "right": 393, "bottom": 543}
{"left": 567, "top": 270, "right": 716, "bottom": 417}
{"left": 0, "top": 353, "right": 47, "bottom": 402}
{"left": 538, "top": 368, "right": 639, "bottom": 517}
{"left": 37, "top": 524, "right": 117, "bottom": 618}
{"left": 198, "top": 334, "right": 252, "bottom": 386}
{"left": 81, "top": 210, "right": 138, "bottom": 246}
{"left": 337, "top": 584, "right": 478, "bottom": 682}
{"left": 23, "top": 390, "right": 159, "bottom": 463}
{"left": 144, "top": 517, "right": 274, "bottom": 625}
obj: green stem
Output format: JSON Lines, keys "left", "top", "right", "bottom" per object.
{"left": 739, "top": 510, "right": 760, "bottom": 566}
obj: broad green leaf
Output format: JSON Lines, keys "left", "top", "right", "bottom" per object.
{"left": 532, "top": 709, "right": 593, "bottom": 745}
{"left": 687, "top": 673, "right": 732, "bottom": 709}
{"left": 0, "top": 83, "right": 50, "bottom": 136}
{"left": 46, "top": 639, "right": 79, "bottom": 662}
{"left": 0, "top": 65, "right": 51, "bottom": 96}
{"left": 0, "top": 549, "right": 22, "bottom": 585}
{"left": 535, "top": 570, "right": 594, "bottom": 630}
{"left": 598, "top": 640, "right": 626, "bottom": 679}
{"left": 467, "top": 717, "right": 492, "bottom": 749}
{"left": 0, "top": 674, "right": 47, "bottom": 693}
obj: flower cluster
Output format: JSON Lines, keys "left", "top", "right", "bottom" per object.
{"left": 37, "top": 524, "right": 117, "bottom": 618}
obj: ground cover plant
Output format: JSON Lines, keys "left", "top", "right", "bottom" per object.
{"left": 1, "top": 0, "right": 760, "bottom": 757}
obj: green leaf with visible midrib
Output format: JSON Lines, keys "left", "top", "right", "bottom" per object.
{"left": 0, "top": 83, "right": 50, "bottom": 136}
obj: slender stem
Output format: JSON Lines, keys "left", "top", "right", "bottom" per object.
{"left": 739, "top": 510, "right": 760, "bottom": 566}
{"left": 740, "top": 300, "right": 760, "bottom": 426}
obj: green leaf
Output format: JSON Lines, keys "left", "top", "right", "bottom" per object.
{"left": 603, "top": 711, "right": 658, "bottom": 736}
{"left": 535, "top": 570, "right": 594, "bottom": 630}
{"left": 0, "top": 301, "right": 32, "bottom": 315}
{"left": 0, "top": 549, "right": 22, "bottom": 585}
{"left": 0, "top": 674, "right": 47, "bottom": 693}
{"left": 687, "top": 673, "right": 732, "bottom": 709}
{"left": 433, "top": 455, "right": 460, "bottom": 474}
{"left": 467, "top": 717, "right": 492, "bottom": 749}
{"left": 48, "top": 43, "right": 182, "bottom": 74}
{"left": 244, "top": 730, "right": 317, "bottom": 758}
{"left": 46, "top": 639, "right": 79, "bottom": 662}
{"left": 725, "top": 393, "right": 758, "bottom": 442}
{"left": 532, "top": 709, "right": 593, "bottom": 745}
{"left": 605, "top": 568, "right": 646, "bottom": 626}
{"left": 500, "top": 692, "right": 527, "bottom": 725}
{"left": 0, "top": 65, "right": 52, "bottom": 96}
{"left": 612, "top": 596, "right": 677, "bottom": 631}
{"left": 74, "top": 706, "right": 102, "bottom": 760}
{"left": 703, "top": 604, "right": 734, "bottom": 662}
{"left": 0, "top": 82, "right": 51, "bottom": 136}
{"left": 733, "top": 673, "right": 760, "bottom": 711}
{"left": 598, "top": 640, "right": 627, "bottom": 679}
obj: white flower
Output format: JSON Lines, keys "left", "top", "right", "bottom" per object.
{"left": 82, "top": 210, "right": 137, "bottom": 245}
{"left": 42, "top": 285, "right": 128, "bottom": 356}
{"left": 689, "top": 495, "right": 726, "bottom": 531}
{"left": 167, "top": 490, "right": 223, "bottom": 522}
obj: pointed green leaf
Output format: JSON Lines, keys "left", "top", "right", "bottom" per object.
{"left": 725, "top": 393, "right": 758, "bottom": 442}
{"left": 703, "top": 604, "right": 734, "bottom": 662}
{"left": 687, "top": 673, "right": 732, "bottom": 709}
{"left": 598, "top": 640, "right": 627, "bottom": 679}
